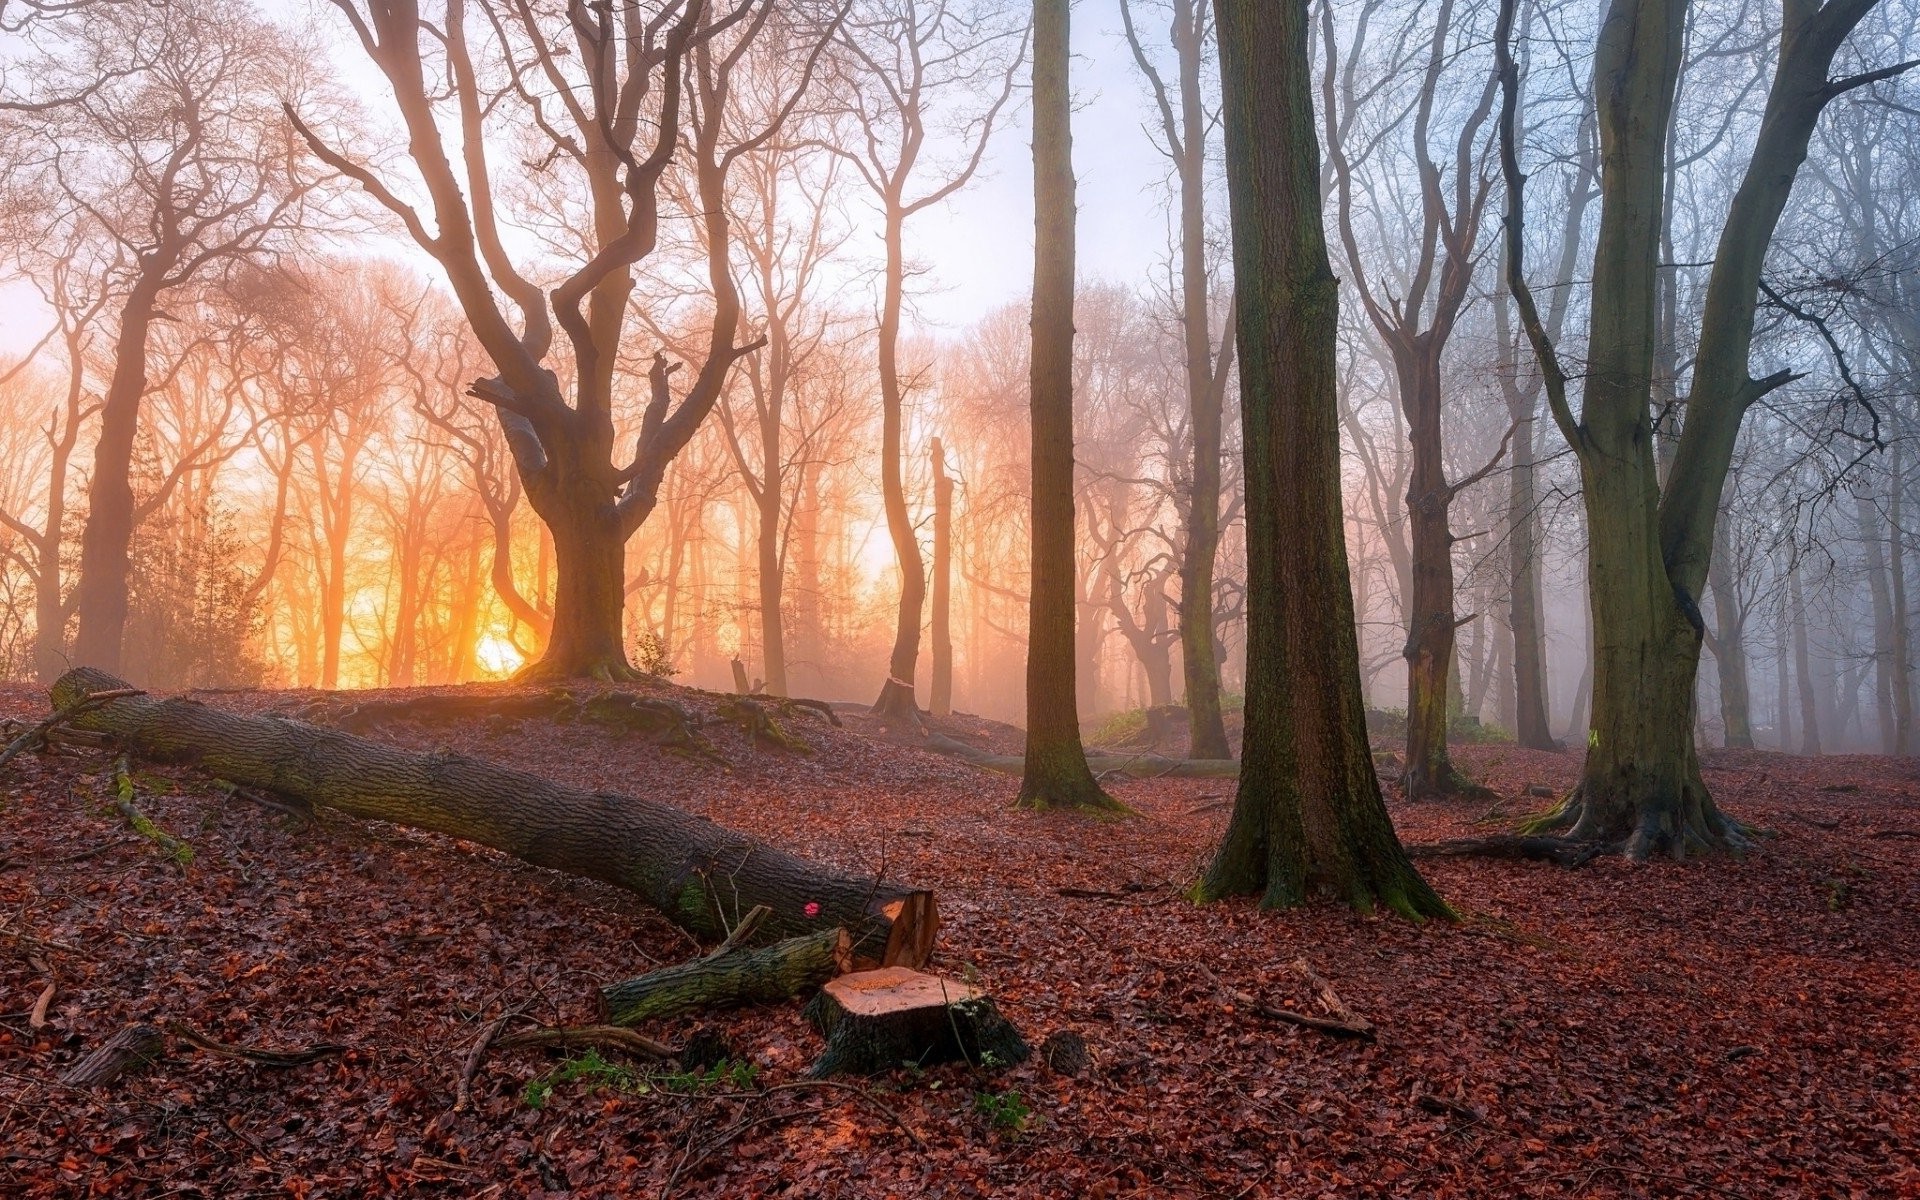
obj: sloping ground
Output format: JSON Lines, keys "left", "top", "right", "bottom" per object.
{"left": 0, "top": 680, "right": 1915, "bottom": 1198}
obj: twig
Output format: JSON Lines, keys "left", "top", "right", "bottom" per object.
{"left": 454, "top": 1015, "right": 512, "bottom": 1113}
{"left": 1869, "top": 829, "right": 1919, "bottom": 840}
{"left": 0, "top": 688, "right": 141, "bottom": 771}
{"left": 1290, "top": 958, "right": 1376, "bottom": 1038}
{"left": 708, "top": 904, "right": 771, "bottom": 958}
{"left": 28, "top": 970, "right": 54, "bottom": 1030}
{"left": 1196, "top": 963, "right": 1375, "bottom": 1041}
{"left": 167, "top": 1021, "right": 347, "bottom": 1068}
{"left": 493, "top": 1023, "right": 673, "bottom": 1058}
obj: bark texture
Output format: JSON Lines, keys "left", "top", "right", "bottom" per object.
{"left": 1198, "top": 0, "right": 1445, "bottom": 917}
{"left": 1018, "top": 0, "right": 1118, "bottom": 813}
{"left": 52, "top": 668, "right": 937, "bottom": 966}
{"left": 600, "top": 927, "right": 851, "bottom": 1025}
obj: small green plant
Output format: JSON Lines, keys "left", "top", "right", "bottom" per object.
{"left": 521, "top": 1049, "right": 644, "bottom": 1109}
{"left": 973, "top": 1088, "right": 1032, "bottom": 1132}
{"left": 657, "top": 1058, "right": 759, "bottom": 1093}
{"left": 631, "top": 631, "right": 678, "bottom": 678}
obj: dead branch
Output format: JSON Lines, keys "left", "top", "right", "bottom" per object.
{"left": 455, "top": 1015, "right": 512, "bottom": 1114}
{"left": 494, "top": 1024, "right": 673, "bottom": 1058}
{"left": 0, "top": 687, "right": 142, "bottom": 771}
{"left": 166, "top": 1022, "right": 347, "bottom": 1068}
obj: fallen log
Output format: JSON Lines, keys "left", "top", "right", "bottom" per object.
{"left": 52, "top": 669, "right": 937, "bottom": 967}
{"left": 601, "top": 927, "right": 852, "bottom": 1025}
{"left": 803, "top": 967, "right": 1029, "bottom": 1076}
{"left": 923, "top": 732, "right": 1238, "bottom": 778}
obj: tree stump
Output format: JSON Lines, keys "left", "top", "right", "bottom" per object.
{"left": 803, "top": 968, "right": 1028, "bottom": 1077}
{"left": 62, "top": 1023, "right": 165, "bottom": 1088}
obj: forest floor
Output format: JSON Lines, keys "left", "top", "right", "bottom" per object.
{"left": 0, "top": 678, "right": 1915, "bottom": 1199}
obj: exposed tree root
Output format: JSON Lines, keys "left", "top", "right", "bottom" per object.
{"left": 1516, "top": 774, "right": 1750, "bottom": 861}
{"left": 715, "top": 698, "right": 813, "bottom": 753}
{"left": 109, "top": 757, "right": 193, "bottom": 868}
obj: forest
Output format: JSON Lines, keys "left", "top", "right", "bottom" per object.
{"left": 0, "top": 0, "right": 1914, "bottom": 1195}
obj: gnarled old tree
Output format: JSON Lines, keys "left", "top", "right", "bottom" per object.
{"left": 3, "top": 0, "right": 317, "bottom": 675}
{"left": 827, "top": 0, "right": 1025, "bottom": 722}
{"left": 1498, "top": 0, "right": 1915, "bottom": 856}
{"left": 1200, "top": 0, "right": 1445, "bottom": 915}
{"left": 1323, "top": 0, "right": 1509, "bottom": 798}
{"left": 292, "top": 0, "right": 837, "bottom": 680}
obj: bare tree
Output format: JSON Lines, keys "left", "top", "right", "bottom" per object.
{"left": 292, "top": 0, "right": 834, "bottom": 679}
{"left": 825, "top": 0, "right": 1025, "bottom": 722}
{"left": 1119, "top": 0, "right": 1237, "bottom": 759}
{"left": 4, "top": 0, "right": 319, "bottom": 674}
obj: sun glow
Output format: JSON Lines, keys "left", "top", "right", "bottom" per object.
{"left": 474, "top": 633, "right": 524, "bottom": 678}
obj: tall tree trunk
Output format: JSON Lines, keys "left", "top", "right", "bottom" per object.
{"left": 1790, "top": 562, "right": 1822, "bottom": 755}
{"left": 71, "top": 277, "right": 164, "bottom": 673}
{"left": 757, "top": 481, "right": 788, "bottom": 698}
{"left": 929, "top": 437, "right": 953, "bottom": 717}
{"left": 1708, "top": 517, "right": 1755, "bottom": 748}
{"left": 1890, "top": 445, "right": 1914, "bottom": 755}
{"left": 1199, "top": 0, "right": 1443, "bottom": 916}
{"left": 1497, "top": 350, "right": 1556, "bottom": 749}
{"left": 1400, "top": 350, "right": 1482, "bottom": 797}
{"left": 1174, "top": 0, "right": 1231, "bottom": 761}
{"left": 1019, "top": 0, "right": 1116, "bottom": 813}
{"left": 535, "top": 501, "right": 630, "bottom": 682}
{"left": 871, "top": 210, "right": 925, "bottom": 721}
{"left": 1536, "top": 0, "right": 1900, "bottom": 854}
{"left": 1854, "top": 486, "right": 1897, "bottom": 752}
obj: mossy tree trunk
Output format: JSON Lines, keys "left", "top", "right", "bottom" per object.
{"left": 1198, "top": 0, "right": 1445, "bottom": 917}
{"left": 1497, "top": 0, "right": 1902, "bottom": 855}
{"left": 1019, "top": 0, "right": 1120, "bottom": 813}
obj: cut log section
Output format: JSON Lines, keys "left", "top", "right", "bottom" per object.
{"left": 803, "top": 967, "right": 1029, "bottom": 1077}
{"left": 52, "top": 669, "right": 937, "bottom": 967}
{"left": 601, "top": 927, "right": 853, "bottom": 1025}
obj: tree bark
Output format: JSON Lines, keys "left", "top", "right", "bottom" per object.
{"left": 601, "top": 927, "right": 851, "bottom": 1025}
{"left": 52, "top": 668, "right": 938, "bottom": 967}
{"left": 71, "top": 276, "right": 165, "bottom": 674}
{"left": 1019, "top": 0, "right": 1118, "bottom": 813}
{"left": 1790, "top": 562, "right": 1823, "bottom": 755}
{"left": 1198, "top": 0, "right": 1445, "bottom": 917}
{"left": 929, "top": 437, "right": 953, "bottom": 717}
{"left": 1708, "top": 517, "right": 1755, "bottom": 748}
{"left": 871, "top": 208, "right": 925, "bottom": 722}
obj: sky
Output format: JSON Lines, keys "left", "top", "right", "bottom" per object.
{"left": 0, "top": 2, "right": 1186, "bottom": 358}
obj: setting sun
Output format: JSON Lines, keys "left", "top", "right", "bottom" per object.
{"left": 473, "top": 634, "right": 524, "bottom": 678}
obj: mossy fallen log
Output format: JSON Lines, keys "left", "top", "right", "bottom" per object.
{"left": 52, "top": 669, "right": 937, "bottom": 967}
{"left": 601, "top": 926, "right": 852, "bottom": 1025}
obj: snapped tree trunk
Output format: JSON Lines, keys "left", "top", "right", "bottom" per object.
{"left": 1018, "top": 0, "right": 1118, "bottom": 813}
{"left": 52, "top": 668, "right": 938, "bottom": 967}
{"left": 1199, "top": 0, "right": 1445, "bottom": 917}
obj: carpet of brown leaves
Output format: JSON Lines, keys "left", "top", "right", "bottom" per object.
{"left": 1, "top": 679, "right": 1915, "bottom": 1198}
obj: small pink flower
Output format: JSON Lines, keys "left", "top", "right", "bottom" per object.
{"left": 804, "top": 901, "right": 821, "bottom": 918}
